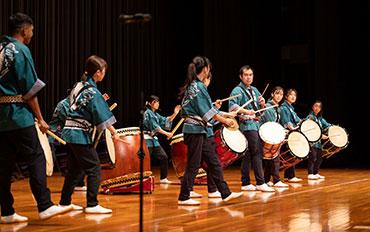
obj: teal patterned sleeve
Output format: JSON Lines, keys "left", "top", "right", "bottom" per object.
{"left": 14, "top": 46, "right": 45, "bottom": 100}
{"left": 89, "top": 92, "right": 116, "bottom": 132}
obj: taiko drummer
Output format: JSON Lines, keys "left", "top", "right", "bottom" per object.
{"left": 59, "top": 55, "right": 119, "bottom": 214}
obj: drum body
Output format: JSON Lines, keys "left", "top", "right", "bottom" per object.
{"left": 35, "top": 123, "right": 54, "bottom": 176}
{"left": 170, "top": 134, "right": 207, "bottom": 181}
{"left": 213, "top": 126, "right": 247, "bottom": 168}
{"left": 299, "top": 119, "right": 322, "bottom": 143}
{"left": 259, "top": 122, "right": 286, "bottom": 159}
{"left": 279, "top": 131, "right": 310, "bottom": 170}
{"left": 322, "top": 125, "right": 348, "bottom": 158}
{"left": 100, "top": 127, "right": 152, "bottom": 190}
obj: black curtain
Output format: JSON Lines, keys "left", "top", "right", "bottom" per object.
{"left": 1, "top": 0, "right": 368, "bottom": 167}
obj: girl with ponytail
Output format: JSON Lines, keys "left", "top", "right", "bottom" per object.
{"left": 177, "top": 56, "right": 243, "bottom": 205}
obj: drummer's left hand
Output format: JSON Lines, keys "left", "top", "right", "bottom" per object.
{"left": 321, "top": 134, "right": 329, "bottom": 140}
{"left": 258, "top": 96, "right": 266, "bottom": 108}
{"left": 214, "top": 99, "right": 222, "bottom": 109}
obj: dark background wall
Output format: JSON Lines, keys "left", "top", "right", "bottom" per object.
{"left": 1, "top": 0, "right": 368, "bottom": 167}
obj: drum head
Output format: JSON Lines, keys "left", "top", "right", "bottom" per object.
{"left": 105, "top": 129, "right": 116, "bottom": 165}
{"left": 287, "top": 131, "right": 309, "bottom": 158}
{"left": 35, "top": 123, "right": 53, "bottom": 176}
{"left": 328, "top": 126, "right": 348, "bottom": 148}
{"left": 259, "top": 122, "right": 286, "bottom": 144}
{"left": 221, "top": 127, "right": 247, "bottom": 153}
{"left": 300, "top": 119, "right": 322, "bottom": 142}
{"left": 170, "top": 134, "right": 184, "bottom": 145}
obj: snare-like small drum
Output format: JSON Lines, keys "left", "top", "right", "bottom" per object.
{"left": 279, "top": 131, "right": 310, "bottom": 170}
{"left": 299, "top": 119, "right": 322, "bottom": 143}
{"left": 170, "top": 134, "right": 207, "bottom": 182}
{"left": 322, "top": 125, "right": 348, "bottom": 158}
{"left": 213, "top": 126, "right": 247, "bottom": 168}
{"left": 35, "top": 123, "right": 54, "bottom": 176}
{"left": 259, "top": 122, "right": 286, "bottom": 159}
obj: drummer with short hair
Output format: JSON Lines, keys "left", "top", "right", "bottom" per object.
{"left": 279, "top": 88, "right": 303, "bottom": 183}
{"left": 229, "top": 65, "right": 275, "bottom": 192}
{"left": 260, "top": 86, "right": 289, "bottom": 188}
{"left": 143, "top": 95, "right": 181, "bottom": 184}
{"left": 306, "top": 100, "right": 331, "bottom": 180}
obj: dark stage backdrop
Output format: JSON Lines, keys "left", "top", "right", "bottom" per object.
{"left": 1, "top": 0, "right": 368, "bottom": 167}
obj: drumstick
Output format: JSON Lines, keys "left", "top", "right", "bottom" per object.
{"left": 212, "top": 94, "right": 242, "bottom": 104}
{"left": 35, "top": 119, "right": 67, "bottom": 145}
{"left": 235, "top": 99, "right": 253, "bottom": 114}
{"left": 254, "top": 104, "right": 278, "bottom": 114}
{"left": 93, "top": 103, "right": 118, "bottom": 149}
{"left": 261, "top": 83, "right": 270, "bottom": 97}
{"left": 167, "top": 118, "right": 185, "bottom": 140}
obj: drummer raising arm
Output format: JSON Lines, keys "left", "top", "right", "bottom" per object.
{"left": 229, "top": 65, "right": 275, "bottom": 192}
{"left": 306, "top": 100, "right": 331, "bottom": 180}
{"left": 279, "top": 88, "right": 303, "bottom": 183}
{"left": 143, "top": 95, "right": 181, "bottom": 184}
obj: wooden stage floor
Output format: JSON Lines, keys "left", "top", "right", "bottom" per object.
{"left": 1, "top": 168, "right": 370, "bottom": 232}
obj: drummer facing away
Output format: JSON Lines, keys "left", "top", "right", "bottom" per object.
{"left": 59, "top": 55, "right": 119, "bottom": 214}
{"left": 0, "top": 13, "right": 73, "bottom": 223}
{"left": 228, "top": 65, "right": 275, "bottom": 192}
{"left": 177, "top": 56, "right": 243, "bottom": 205}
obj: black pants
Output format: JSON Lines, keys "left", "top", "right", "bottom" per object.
{"left": 178, "top": 134, "right": 231, "bottom": 201}
{"left": 308, "top": 147, "right": 323, "bottom": 175}
{"left": 264, "top": 156, "right": 281, "bottom": 184}
{"left": 149, "top": 146, "right": 168, "bottom": 180}
{"left": 241, "top": 131, "right": 265, "bottom": 186}
{"left": 284, "top": 166, "right": 296, "bottom": 179}
{"left": 0, "top": 126, "right": 53, "bottom": 216}
{"left": 59, "top": 143, "right": 101, "bottom": 207}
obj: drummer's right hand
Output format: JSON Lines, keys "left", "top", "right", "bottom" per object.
{"left": 38, "top": 119, "right": 49, "bottom": 133}
{"left": 322, "top": 134, "right": 329, "bottom": 140}
{"left": 166, "top": 132, "right": 174, "bottom": 139}
{"left": 225, "top": 118, "right": 236, "bottom": 128}
{"left": 245, "top": 109, "right": 255, "bottom": 115}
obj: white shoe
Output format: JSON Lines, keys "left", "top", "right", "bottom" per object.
{"left": 288, "top": 177, "right": 303, "bottom": 182}
{"left": 241, "top": 184, "right": 256, "bottom": 191}
{"left": 178, "top": 199, "right": 200, "bottom": 206}
{"left": 160, "top": 178, "right": 173, "bottom": 184}
{"left": 59, "top": 204, "right": 83, "bottom": 211}
{"left": 256, "top": 183, "right": 275, "bottom": 192}
{"left": 223, "top": 192, "right": 244, "bottom": 202}
{"left": 308, "top": 174, "right": 319, "bottom": 180}
{"left": 267, "top": 181, "right": 274, "bottom": 187}
{"left": 39, "top": 205, "right": 73, "bottom": 220}
{"left": 1, "top": 213, "right": 28, "bottom": 224}
{"left": 208, "top": 191, "right": 221, "bottom": 198}
{"left": 85, "top": 205, "right": 112, "bottom": 214}
{"left": 74, "top": 186, "right": 87, "bottom": 191}
{"left": 315, "top": 174, "right": 325, "bottom": 179}
{"left": 190, "top": 191, "right": 203, "bottom": 198}
{"left": 274, "top": 181, "right": 289, "bottom": 188}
